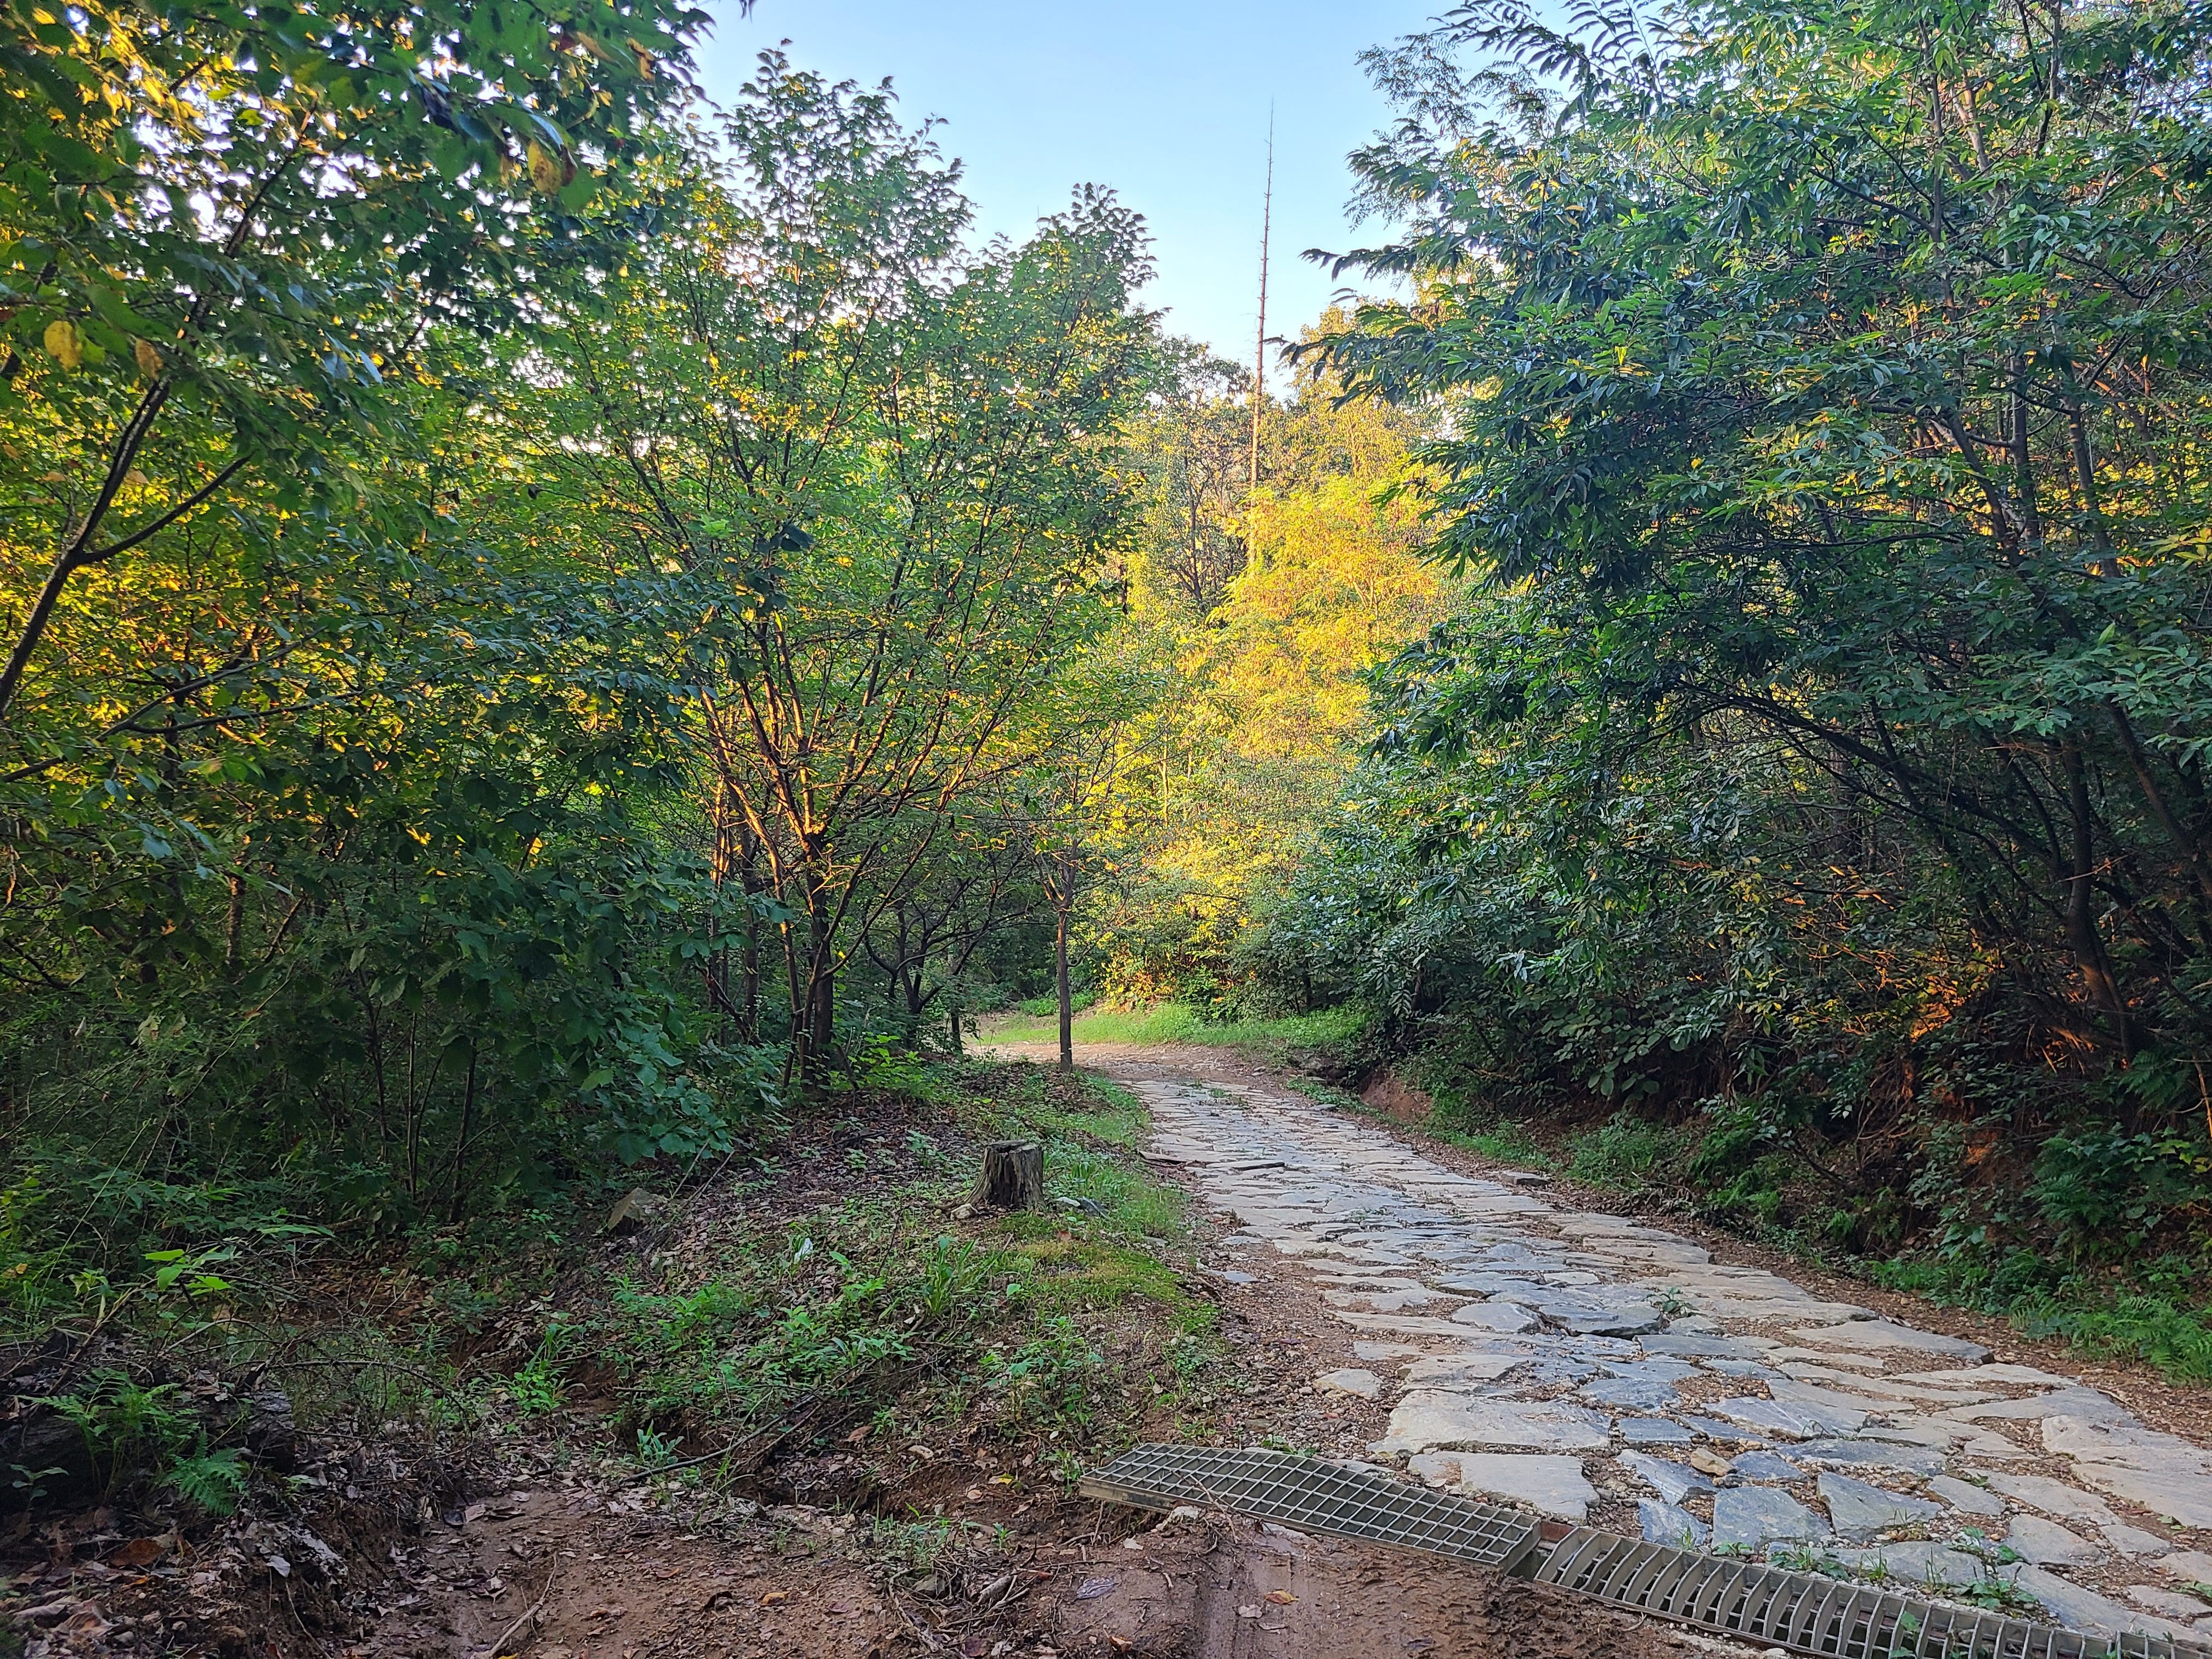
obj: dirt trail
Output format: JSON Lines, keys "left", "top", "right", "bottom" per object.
{"left": 984, "top": 1039, "right": 2212, "bottom": 1649}
{"left": 87, "top": 1039, "right": 2204, "bottom": 1658}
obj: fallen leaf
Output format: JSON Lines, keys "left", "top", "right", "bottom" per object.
{"left": 1263, "top": 1590, "right": 1295, "bottom": 1605}
{"left": 107, "top": 1538, "right": 167, "bottom": 1568}
{"left": 266, "top": 1555, "right": 291, "bottom": 1578}
{"left": 759, "top": 1590, "right": 787, "bottom": 1606}
{"left": 1075, "top": 1576, "right": 1116, "bottom": 1600}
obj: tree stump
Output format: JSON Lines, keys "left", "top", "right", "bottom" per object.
{"left": 971, "top": 1141, "right": 1045, "bottom": 1211}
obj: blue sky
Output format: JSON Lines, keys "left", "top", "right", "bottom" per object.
{"left": 697, "top": 0, "right": 1424, "bottom": 367}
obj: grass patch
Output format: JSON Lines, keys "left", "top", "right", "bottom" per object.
{"left": 1874, "top": 1257, "right": 2212, "bottom": 1383}
{"left": 969, "top": 1070, "right": 1189, "bottom": 1242}
{"left": 1567, "top": 1113, "right": 1681, "bottom": 1187}
{"left": 1014, "top": 991, "right": 1099, "bottom": 1019}
{"left": 984, "top": 1000, "right": 1374, "bottom": 1061}
{"left": 1429, "top": 1119, "right": 1555, "bottom": 1168}
{"left": 584, "top": 1057, "right": 1215, "bottom": 1459}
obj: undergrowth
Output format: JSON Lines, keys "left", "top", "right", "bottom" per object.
{"left": 527, "top": 1056, "right": 1216, "bottom": 1476}
{"left": 3, "top": 1051, "right": 1216, "bottom": 1541}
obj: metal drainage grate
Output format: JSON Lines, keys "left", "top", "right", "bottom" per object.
{"left": 1536, "top": 1528, "right": 2212, "bottom": 1659}
{"left": 1077, "top": 1443, "right": 1543, "bottom": 1572}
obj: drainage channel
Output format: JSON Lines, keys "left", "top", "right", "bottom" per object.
{"left": 1080, "top": 1446, "right": 2212, "bottom": 1659}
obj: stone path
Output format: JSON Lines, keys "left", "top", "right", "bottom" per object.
{"left": 1108, "top": 1056, "right": 2212, "bottom": 1645}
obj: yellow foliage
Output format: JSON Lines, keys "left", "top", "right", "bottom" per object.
{"left": 1093, "top": 455, "right": 1452, "bottom": 1006}
{"left": 1199, "top": 477, "right": 1444, "bottom": 767}
{"left": 526, "top": 140, "right": 566, "bottom": 194}
{"left": 42, "top": 319, "right": 82, "bottom": 370}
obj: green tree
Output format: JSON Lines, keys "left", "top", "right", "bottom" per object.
{"left": 1, "top": 0, "right": 706, "bottom": 735}
{"left": 510, "top": 59, "right": 1157, "bottom": 1080}
{"left": 1273, "top": 0, "right": 2212, "bottom": 1260}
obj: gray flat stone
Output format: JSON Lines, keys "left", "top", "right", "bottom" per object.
{"left": 1618, "top": 1417, "right": 1696, "bottom": 1447}
{"left": 1373, "top": 1392, "right": 1611, "bottom": 1455}
{"left": 1449, "top": 1300, "right": 1541, "bottom": 1335}
{"left": 1622, "top": 1451, "right": 1710, "bottom": 1506}
{"left": 1793, "top": 1438, "right": 1949, "bottom": 1475}
{"left": 1579, "top": 1375, "right": 1678, "bottom": 1410}
{"left": 1950, "top": 1387, "right": 2126, "bottom": 1423}
{"left": 1681, "top": 1414, "right": 1768, "bottom": 1444}
{"left": 1639, "top": 1498, "right": 1711, "bottom": 1547}
{"left": 1732, "top": 1451, "right": 1807, "bottom": 1483}
{"left": 2158, "top": 1549, "right": 2212, "bottom": 1585}
{"left": 1602, "top": 1358, "right": 1703, "bottom": 1384}
{"left": 1538, "top": 1299, "right": 1662, "bottom": 1337}
{"left": 1713, "top": 1486, "right": 1828, "bottom": 1550}
{"left": 1352, "top": 1340, "right": 1434, "bottom": 1363}
{"left": 1436, "top": 1273, "right": 1553, "bottom": 1300}
{"left": 2128, "top": 1587, "right": 2212, "bottom": 1620}
{"left": 2042, "top": 1416, "right": 2212, "bottom": 1530}
{"left": 1641, "top": 1332, "right": 1763, "bottom": 1359}
{"left": 1855, "top": 1420, "right": 1960, "bottom": 1448}
{"left": 1711, "top": 1396, "right": 1868, "bottom": 1439}
{"left": 1702, "top": 1359, "right": 1783, "bottom": 1379}
{"left": 2104, "top": 1522, "right": 2176, "bottom": 1557}
{"left": 1927, "top": 1475, "right": 2007, "bottom": 1517}
{"left": 1986, "top": 1472, "right": 2114, "bottom": 1526}
{"left": 1335, "top": 1312, "right": 1519, "bottom": 1343}
{"left": 1314, "top": 1368, "right": 1383, "bottom": 1400}
{"left": 1410, "top": 1451, "right": 1594, "bottom": 1521}
{"left": 1819, "top": 1471, "right": 1942, "bottom": 1535}
{"left": 1345, "top": 1288, "right": 1449, "bottom": 1312}
{"left": 1768, "top": 1379, "right": 1892, "bottom": 1418}
{"left": 2012, "top": 1566, "right": 2194, "bottom": 1641}
{"left": 1787, "top": 1319, "right": 1992, "bottom": 1361}
{"left": 2008, "top": 1515, "right": 2104, "bottom": 1567}
{"left": 1898, "top": 1362, "right": 2075, "bottom": 1389}
{"left": 1400, "top": 1352, "right": 1528, "bottom": 1388}
{"left": 1835, "top": 1542, "right": 1997, "bottom": 1590}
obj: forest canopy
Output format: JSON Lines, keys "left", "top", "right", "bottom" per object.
{"left": 1259, "top": 0, "right": 2212, "bottom": 1313}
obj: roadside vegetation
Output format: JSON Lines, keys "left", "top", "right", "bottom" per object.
{"left": 12, "top": 0, "right": 2212, "bottom": 1640}
{"left": 1042, "top": 0, "right": 2212, "bottom": 1384}
{"left": 3, "top": 1056, "right": 1222, "bottom": 1640}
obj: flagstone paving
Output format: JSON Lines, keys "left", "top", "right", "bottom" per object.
{"left": 1115, "top": 1063, "right": 2212, "bottom": 1645}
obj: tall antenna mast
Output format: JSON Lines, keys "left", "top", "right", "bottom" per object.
{"left": 1250, "top": 108, "right": 1273, "bottom": 498}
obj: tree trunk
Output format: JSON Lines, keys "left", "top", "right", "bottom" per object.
{"left": 2062, "top": 742, "right": 2131, "bottom": 1056}
{"left": 1056, "top": 888, "right": 1073, "bottom": 1073}
{"left": 737, "top": 820, "right": 763, "bottom": 1042}
{"left": 972, "top": 1141, "right": 1045, "bottom": 1211}
{"left": 804, "top": 877, "right": 834, "bottom": 1080}
{"left": 708, "top": 772, "right": 738, "bottom": 1036}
